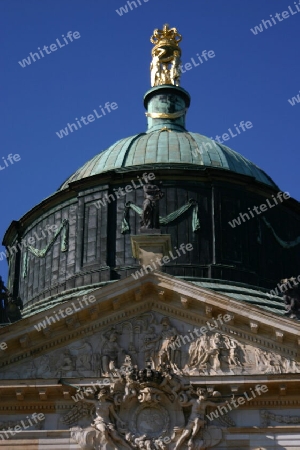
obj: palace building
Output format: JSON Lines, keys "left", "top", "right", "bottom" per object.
{"left": 0, "top": 24, "right": 300, "bottom": 450}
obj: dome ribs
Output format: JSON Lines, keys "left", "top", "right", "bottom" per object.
{"left": 121, "top": 133, "right": 147, "bottom": 167}
{"left": 168, "top": 129, "right": 181, "bottom": 163}
{"left": 145, "top": 131, "right": 159, "bottom": 164}
{"left": 156, "top": 129, "right": 170, "bottom": 163}
{"left": 58, "top": 132, "right": 277, "bottom": 190}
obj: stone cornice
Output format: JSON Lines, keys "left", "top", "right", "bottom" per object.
{"left": 0, "top": 272, "right": 300, "bottom": 371}
{"left": 227, "top": 426, "right": 300, "bottom": 433}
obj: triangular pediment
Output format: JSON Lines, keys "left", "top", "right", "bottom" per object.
{"left": 1, "top": 272, "right": 299, "bottom": 382}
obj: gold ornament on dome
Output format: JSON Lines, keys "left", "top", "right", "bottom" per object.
{"left": 150, "top": 24, "right": 183, "bottom": 87}
{"left": 145, "top": 108, "right": 187, "bottom": 119}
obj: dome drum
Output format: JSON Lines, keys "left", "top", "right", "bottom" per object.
{"left": 4, "top": 169, "right": 299, "bottom": 311}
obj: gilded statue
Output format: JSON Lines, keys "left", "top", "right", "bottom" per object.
{"left": 150, "top": 48, "right": 165, "bottom": 87}
{"left": 170, "top": 50, "right": 181, "bottom": 86}
{"left": 150, "top": 24, "right": 182, "bottom": 87}
{"left": 150, "top": 24, "right": 182, "bottom": 48}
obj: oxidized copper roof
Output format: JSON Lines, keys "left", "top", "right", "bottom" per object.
{"left": 59, "top": 130, "right": 276, "bottom": 190}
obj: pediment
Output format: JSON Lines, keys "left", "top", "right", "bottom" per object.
{"left": 2, "top": 310, "right": 300, "bottom": 382}
{"left": 1, "top": 272, "right": 299, "bottom": 381}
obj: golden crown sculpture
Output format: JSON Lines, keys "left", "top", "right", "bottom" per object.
{"left": 150, "top": 24, "right": 183, "bottom": 87}
{"left": 150, "top": 24, "right": 182, "bottom": 59}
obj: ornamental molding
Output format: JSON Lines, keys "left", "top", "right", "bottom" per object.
{"left": 1, "top": 272, "right": 300, "bottom": 374}
{"left": 68, "top": 366, "right": 224, "bottom": 450}
{"left": 1, "top": 300, "right": 299, "bottom": 370}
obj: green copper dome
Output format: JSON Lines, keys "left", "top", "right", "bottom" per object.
{"left": 59, "top": 131, "right": 276, "bottom": 190}
{"left": 59, "top": 86, "right": 276, "bottom": 190}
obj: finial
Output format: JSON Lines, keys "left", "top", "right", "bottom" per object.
{"left": 150, "top": 24, "right": 182, "bottom": 87}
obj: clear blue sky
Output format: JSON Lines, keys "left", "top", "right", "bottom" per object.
{"left": 1, "top": 0, "right": 300, "bottom": 280}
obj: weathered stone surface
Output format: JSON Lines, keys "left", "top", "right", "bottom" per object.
{"left": 0, "top": 273, "right": 300, "bottom": 448}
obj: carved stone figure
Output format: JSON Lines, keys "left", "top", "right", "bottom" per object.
{"left": 140, "top": 183, "right": 164, "bottom": 230}
{"left": 61, "top": 349, "right": 75, "bottom": 373}
{"left": 82, "top": 388, "right": 132, "bottom": 450}
{"left": 188, "top": 335, "right": 210, "bottom": 369}
{"left": 187, "top": 332, "right": 244, "bottom": 375}
{"left": 142, "top": 326, "right": 158, "bottom": 367}
{"left": 73, "top": 340, "right": 93, "bottom": 370}
{"left": 146, "top": 317, "right": 180, "bottom": 370}
{"left": 174, "top": 388, "right": 228, "bottom": 450}
{"left": 159, "top": 367, "right": 186, "bottom": 401}
{"left": 123, "top": 372, "right": 139, "bottom": 402}
{"left": 63, "top": 358, "right": 225, "bottom": 450}
{"left": 4, "top": 311, "right": 300, "bottom": 384}
{"left": 101, "top": 329, "right": 125, "bottom": 376}
{"left": 228, "top": 340, "right": 242, "bottom": 367}
{"left": 210, "top": 333, "right": 225, "bottom": 370}
{"left": 127, "top": 343, "right": 138, "bottom": 366}
{"left": 254, "top": 348, "right": 284, "bottom": 373}
{"left": 284, "top": 358, "right": 300, "bottom": 373}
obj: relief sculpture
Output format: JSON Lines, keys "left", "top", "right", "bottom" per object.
{"left": 186, "top": 332, "right": 246, "bottom": 375}
{"left": 2, "top": 313, "right": 300, "bottom": 382}
{"left": 146, "top": 317, "right": 180, "bottom": 371}
{"left": 100, "top": 328, "right": 126, "bottom": 376}
{"left": 70, "top": 364, "right": 224, "bottom": 450}
{"left": 261, "top": 410, "right": 300, "bottom": 427}
{"left": 184, "top": 331, "right": 300, "bottom": 376}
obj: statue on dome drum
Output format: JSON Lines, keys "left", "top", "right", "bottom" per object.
{"left": 281, "top": 278, "right": 300, "bottom": 319}
{"left": 0, "top": 277, "right": 8, "bottom": 324}
{"left": 0, "top": 276, "right": 23, "bottom": 324}
{"left": 140, "top": 182, "right": 164, "bottom": 230}
{"left": 150, "top": 24, "right": 182, "bottom": 87}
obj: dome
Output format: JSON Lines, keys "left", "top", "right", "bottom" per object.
{"left": 3, "top": 34, "right": 299, "bottom": 319}
{"left": 59, "top": 85, "right": 276, "bottom": 191}
{"left": 59, "top": 130, "right": 276, "bottom": 190}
